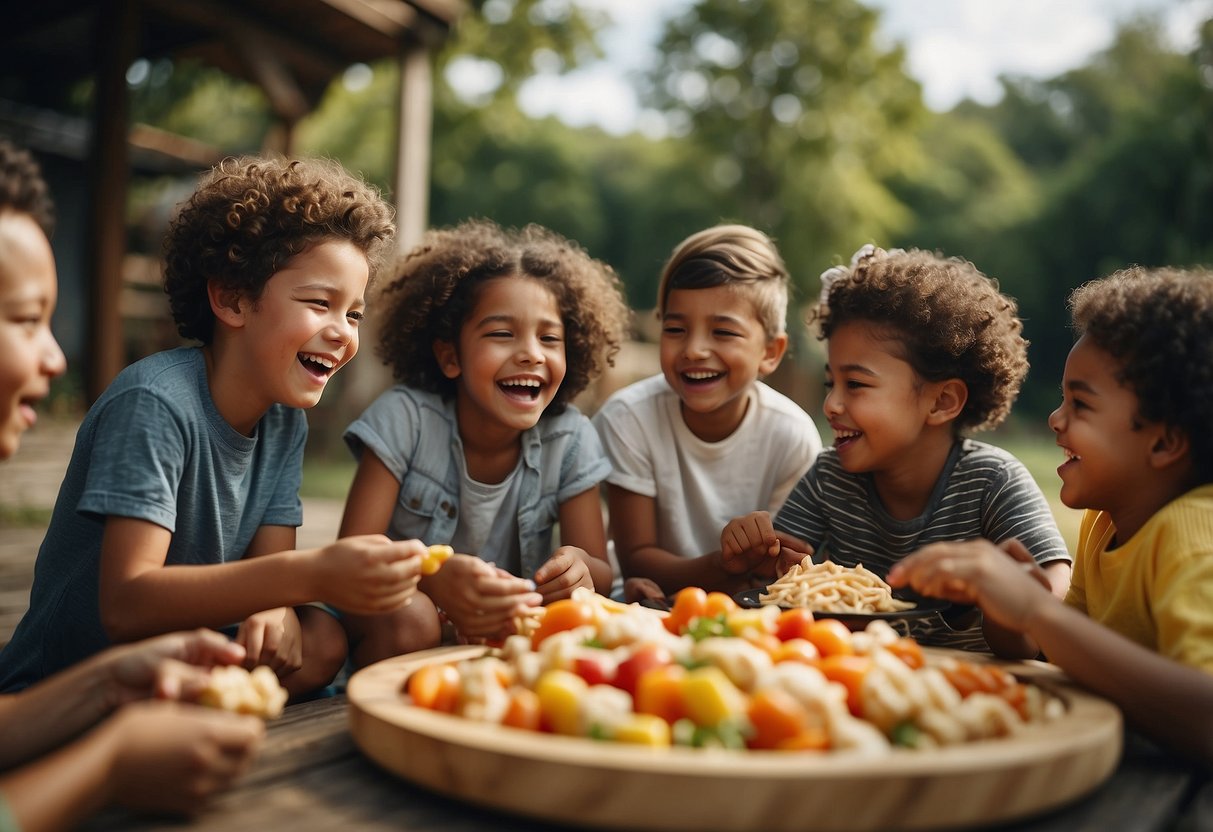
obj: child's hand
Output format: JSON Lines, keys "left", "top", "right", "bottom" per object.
{"left": 312, "top": 534, "right": 423, "bottom": 614}
{"left": 101, "top": 700, "right": 264, "bottom": 815}
{"left": 886, "top": 539, "right": 1054, "bottom": 632}
{"left": 425, "top": 555, "right": 542, "bottom": 640}
{"left": 105, "top": 629, "right": 247, "bottom": 707}
{"left": 623, "top": 577, "right": 666, "bottom": 604}
{"left": 721, "top": 511, "right": 780, "bottom": 570}
{"left": 532, "top": 546, "right": 595, "bottom": 603}
{"left": 235, "top": 607, "right": 302, "bottom": 677}
{"left": 774, "top": 532, "right": 815, "bottom": 575}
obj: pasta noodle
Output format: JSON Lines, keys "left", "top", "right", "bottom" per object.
{"left": 760, "top": 558, "right": 915, "bottom": 613}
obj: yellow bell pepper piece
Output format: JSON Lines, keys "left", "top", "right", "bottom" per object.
{"left": 612, "top": 713, "right": 671, "bottom": 747}
{"left": 534, "top": 669, "right": 587, "bottom": 735}
{"left": 681, "top": 666, "right": 749, "bottom": 727}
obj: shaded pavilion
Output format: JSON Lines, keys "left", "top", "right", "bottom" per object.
{"left": 0, "top": 0, "right": 463, "bottom": 402}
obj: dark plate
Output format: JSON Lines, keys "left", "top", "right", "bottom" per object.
{"left": 733, "top": 587, "right": 950, "bottom": 629}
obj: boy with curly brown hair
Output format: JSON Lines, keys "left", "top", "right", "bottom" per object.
{"left": 723, "top": 245, "right": 1071, "bottom": 655}
{"left": 0, "top": 157, "right": 428, "bottom": 698}
{"left": 890, "top": 267, "right": 1213, "bottom": 761}
{"left": 339, "top": 218, "right": 631, "bottom": 664}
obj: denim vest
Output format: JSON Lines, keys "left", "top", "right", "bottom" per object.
{"left": 347, "top": 387, "right": 609, "bottom": 580}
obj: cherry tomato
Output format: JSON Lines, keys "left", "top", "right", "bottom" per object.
{"left": 501, "top": 687, "right": 542, "bottom": 731}
{"left": 773, "top": 637, "right": 821, "bottom": 665}
{"left": 664, "top": 586, "right": 708, "bottom": 635}
{"left": 531, "top": 598, "right": 596, "bottom": 648}
{"left": 805, "top": 619, "right": 855, "bottom": 657}
{"left": 817, "top": 654, "right": 873, "bottom": 716}
{"left": 884, "top": 637, "right": 925, "bottom": 670}
{"left": 634, "top": 664, "right": 689, "bottom": 725}
{"left": 775, "top": 608, "right": 816, "bottom": 642}
{"left": 747, "top": 688, "right": 812, "bottom": 750}
{"left": 703, "top": 591, "right": 738, "bottom": 618}
{"left": 612, "top": 642, "right": 674, "bottom": 696}
{"left": 407, "top": 663, "right": 460, "bottom": 713}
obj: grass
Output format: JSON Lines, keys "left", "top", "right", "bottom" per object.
{"left": 300, "top": 457, "right": 357, "bottom": 500}
{"left": 0, "top": 506, "right": 54, "bottom": 529}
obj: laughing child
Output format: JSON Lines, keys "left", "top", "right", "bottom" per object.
{"left": 593, "top": 225, "right": 821, "bottom": 600}
{"left": 338, "top": 219, "right": 630, "bottom": 665}
{"left": 0, "top": 156, "right": 428, "bottom": 698}
{"left": 723, "top": 245, "right": 1071, "bottom": 655}
{"left": 890, "top": 266, "right": 1213, "bottom": 761}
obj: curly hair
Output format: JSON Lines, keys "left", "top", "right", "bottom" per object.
{"left": 657, "top": 224, "right": 790, "bottom": 338}
{"left": 1069, "top": 266, "right": 1213, "bottom": 484}
{"left": 376, "top": 218, "right": 630, "bottom": 412}
{"left": 163, "top": 156, "right": 395, "bottom": 344}
{"left": 812, "top": 247, "right": 1028, "bottom": 433}
{"left": 0, "top": 139, "right": 54, "bottom": 236}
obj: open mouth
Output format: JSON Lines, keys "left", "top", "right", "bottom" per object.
{"left": 298, "top": 353, "right": 337, "bottom": 379}
{"left": 681, "top": 369, "right": 723, "bottom": 386}
{"left": 833, "top": 428, "right": 862, "bottom": 450}
{"left": 498, "top": 378, "right": 543, "bottom": 401}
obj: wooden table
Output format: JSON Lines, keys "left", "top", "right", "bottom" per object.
{"left": 81, "top": 693, "right": 1209, "bottom": 832}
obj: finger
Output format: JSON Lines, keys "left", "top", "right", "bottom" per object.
{"left": 240, "top": 625, "right": 265, "bottom": 669}
{"left": 999, "top": 537, "right": 1034, "bottom": 564}
{"left": 155, "top": 659, "right": 215, "bottom": 702}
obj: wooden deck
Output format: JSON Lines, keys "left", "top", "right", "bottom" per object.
{"left": 0, "top": 419, "right": 345, "bottom": 649}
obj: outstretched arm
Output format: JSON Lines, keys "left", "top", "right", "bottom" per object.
{"left": 532, "top": 486, "right": 612, "bottom": 599}
{"left": 608, "top": 485, "right": 750, "bottom": 594}
{"left": 889, "top": 540, "right": 1213, "bottom": 763}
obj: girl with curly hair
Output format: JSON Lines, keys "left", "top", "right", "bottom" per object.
{"left": 723, "top": 245, "right": 1071, "bottom": 656}
{"left": 339, "top": 219, "right": 631, "bottom": 664}
{"left": 891, "top": 267, "right": 1213, "bottom": 762}
{"left": 0, "top": 156, "right": 429, "bottom": 700}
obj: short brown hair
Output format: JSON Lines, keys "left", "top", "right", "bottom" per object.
{"left": 163, "top": 156, "right": 395, "bottom": 344}
{"left": 657, "top": 224, "right": 790, "bottom": 339}
{"left": 0, "top": 139, "right": 54, "bottom": 236}
{"left": 376, "top": 218, "right": 630, "bottom": 412}
{"left": 1069, "top": 266, "right": 1213, "bottom": 483}
{"left": 814, "top": 246, "right": 1028, "bottom": 433}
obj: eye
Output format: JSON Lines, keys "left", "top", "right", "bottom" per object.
{"left": 822, "top": 378, "right": 834, "bottom": 390}
{"left": 661, "top": 325, "right": 685, "bottom": 336}
{"left": 347, "top": 310, "right": 364, "bottom": 323}
{"left": 713, "top": 329, "right": 742, "bottom": 338}
{"left": 541, "top": 333, "right": 563, "bottom": 344}
{"left": 304, "top": 298, "right": 329, "bottom": 309}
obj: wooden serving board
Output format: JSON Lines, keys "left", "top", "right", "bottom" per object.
{"left": 347, "top": 646, "right": 1122, "bottom": 832}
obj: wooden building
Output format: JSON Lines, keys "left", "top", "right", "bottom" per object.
{"left": 0, "top": 0, "right": 463, "bottom": 403}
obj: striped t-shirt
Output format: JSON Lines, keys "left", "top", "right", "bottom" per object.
{"left": 774, "top": 439, "right": 1071, "bottom": 652}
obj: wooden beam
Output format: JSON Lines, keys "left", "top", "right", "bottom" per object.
{"left": 86, "top": 0, "right": 138, "bottom": 402}
{"left": 232, "top": 31, "right": 311, "bottom": 123}
{"left": 394, "top": 40, "right": 432, "bottom": 251}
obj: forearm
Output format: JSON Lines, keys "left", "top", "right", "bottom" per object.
{"left": 622, "top": 546, "right": 744, "bottom": 595}
{"left": 1027, "top": 600, "right": 1213, "bottom": 763}
{"left": 0, "top": 654, "right": 120, "bottom": 769}
{"left": 981, "top": 617, "right": 1041, "bottom": 661}
{"left": 1, "top": 723, "right": 114, "bottom": 832}
{"left": 580, "top": 551, "right": 613, "bottom": 595}
{"left": 103, "top": 550, "right": 319, "bottom": 642}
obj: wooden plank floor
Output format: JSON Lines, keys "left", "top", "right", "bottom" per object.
{"left": 0, "top": 420, "right": 345, "bottom": 649}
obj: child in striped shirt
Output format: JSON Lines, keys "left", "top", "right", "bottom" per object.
{"left": 722, "top": 245, "right": 1071, "bottom": 655}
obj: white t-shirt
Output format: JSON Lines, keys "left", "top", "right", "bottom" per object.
{"left": 593, "top": 374, "right": 822, "bottom": 559}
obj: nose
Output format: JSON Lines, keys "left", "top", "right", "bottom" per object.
{"left": 822, "top": 385, "right": 842, "bottom": 418}
{"left": 40, "top": 328, "right": 66, "bottom": 379}
{"left": 515, "top": 334, "right": 545, "bottom": 365}
{"left": 684, "top": 330, "right": 711, "bottom": 360}
{"left": 1047, "top": 403, "right": 1063, "bottom": 434}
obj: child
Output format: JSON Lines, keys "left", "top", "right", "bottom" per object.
{"left": 592, "top": 224, "right": 822, "bottom": 599}
{"left": 889, "top": 267, "right": 1213, "bottom": 761}
{"left": 723, "top": 245, "right": 1071, "bottom": 655}
{"left": 339, "top": 218, "right": 630, "bottom": 664}
{"left": 0, "top": 156, "right": 427, "bottom": 698}
{"left": 0, "top": 138, "right": 263, "bottom": 829}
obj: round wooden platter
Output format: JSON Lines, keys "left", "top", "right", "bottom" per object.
{"left": 347, "top": 645, "right": 1122, "bottom": 832}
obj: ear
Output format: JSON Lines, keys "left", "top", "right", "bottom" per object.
{"left": 207, "top": 280, "right": 247, "bottom": 330}
{"left": 433, "top": 339, "right": 461, "bottom": 380}
{"left": 1148, "top": 423, "right": 1190, "bottom": 470}
{"left": 758, "top": 333, "right": 789, "bottom": 377}
{"left": 925, "top": 379, "right": 968, "bottom": 426}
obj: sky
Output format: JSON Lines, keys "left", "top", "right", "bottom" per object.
{"left": 506, "top": 0, "right": 1213, "bottom": 136}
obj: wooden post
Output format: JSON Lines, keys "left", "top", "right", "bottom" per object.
{"left": 394, "top": 39, "right": 432, "bottom": 252}
{"left": 86, "top": 0, "right": 138, "bottom": 402}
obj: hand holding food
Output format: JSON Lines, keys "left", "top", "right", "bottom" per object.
{"left": 197, "top": 665, "right": 289, "bottom": 719}
{"left": 312, "top": 534, "right": 424, "bottom": 614}
{"left": 420, "top": 544, "right": 454, "bottom": 575}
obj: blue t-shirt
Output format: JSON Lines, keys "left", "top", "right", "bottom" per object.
{"left": 0, "top": 348, "right": 306, "bottom": 691}
{"left": 343, "top": 385, "right": 610, "bottom": 579}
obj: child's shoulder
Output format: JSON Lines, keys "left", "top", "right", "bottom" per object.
{"left": 751, "top": 380, "right": 816, "bottom": 422}
{"left": 96, "top": 347, "right": 204, "bottom": 406}
{"left": 594, "top": 374, "right": 676, "bottom": 418}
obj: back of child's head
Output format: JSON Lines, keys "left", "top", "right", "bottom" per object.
{"left": 163, "top": 156, "right": 395, "bottom": 344}
{"left": 0, "top": 139, "right": 54, "bottom": 235}
{"left": 657, "top": 224, "right": 790, "bottom": 339}
{"left": 1069, "top": 266, "right": 1213, "bottom": 484}
{"left": 376, "top": 218, "right": 629, "bottom": 412}
{"left": 814, "top": 245, "right": 1028, "bottom": 433}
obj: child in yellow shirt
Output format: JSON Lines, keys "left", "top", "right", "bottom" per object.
{"left": 890, "top": 266, "right": 1213, "bottom": 762}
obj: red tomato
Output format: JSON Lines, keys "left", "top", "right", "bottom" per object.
{"left": 817, "top": 655, "right": 873, "bottom": 716}
{"left": 885, "top": 637, "right": 925, "bottom": 670}
{"left": 775, "top": 608, "right": 816, "bottom": 642}
{"left": 572, "top": 652, "right": 616, "bottom": 687}
{"left": 501, "top": 687, "right": 541, "bottom": 731}
{"left": 747, "top": 688, "right": 812, "bottom": 750}
{"left": 531, "top": 598, "right": 596, "bottom": 648}
{"left": 664, "top": 587, "right": 708, "bottom": 635}
{"left": 703, "top": 591, "right": 738, "bottom": 618}
{"left": 612, "top": 643, "right": 674, "bottom": 696}
{"left": 773, "top": 638, "right": 820, "bottom": 665}
{"left": 634, "top": 664, "right": 688, "bottom": 725}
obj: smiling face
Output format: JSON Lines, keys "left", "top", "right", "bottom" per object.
{"left": 0, "top": 211, "right": 66, "bottom": 461}
{"left": 821, "top": 321, "right": 949, "bottom": 477}
{"left": 211, "top": 239, "right": 368, "bottom": 432}
{"left": 1047, "top": 335, "right": 1159, "bottom": 522}
{"left": 435, "top": 275, "right": 567, "bottom": 436}
{"left": 659, "top": 285, "right": 786, "bottom": 441}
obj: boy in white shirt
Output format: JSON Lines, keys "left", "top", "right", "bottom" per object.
{"left": 593, "top": 225, "right": 821, "bottom": 599}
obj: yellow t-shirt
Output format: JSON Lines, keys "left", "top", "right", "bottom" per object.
{"left": 1064, "top": 483, "right": 1213, "bottom": 672}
